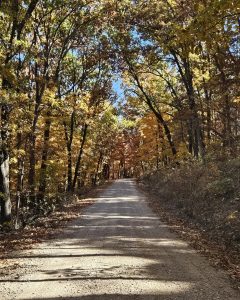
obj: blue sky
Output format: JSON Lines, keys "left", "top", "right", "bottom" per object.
{"left": 112, "top": 78, "right": 125, "bottom": 107}
{"left": 113, "top": 78, "right": 124, "bottom": 97}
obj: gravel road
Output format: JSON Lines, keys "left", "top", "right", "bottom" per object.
{"left": 1, "top": 179, "right": 239, "bottom": 299}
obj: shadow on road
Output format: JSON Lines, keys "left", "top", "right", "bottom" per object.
{"left": 20, "top": 295, "right": 191, "bottom": 300}
{"left": 2, "top": 180, "right": 239, "bottom": 300}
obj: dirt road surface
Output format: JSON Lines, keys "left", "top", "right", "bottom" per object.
{"left": 1, "top": 179, "right": 239, "bottom": 299}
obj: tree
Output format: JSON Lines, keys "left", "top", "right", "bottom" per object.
{"left": 0, "top": 0, "right": 39, "bottom": 223}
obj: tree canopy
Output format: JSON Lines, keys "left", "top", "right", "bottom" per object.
{"left": 0, "top": 0, "right": 239, "bottom": 225}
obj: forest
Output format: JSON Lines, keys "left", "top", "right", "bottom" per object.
{"left": 0, "top": 0, "right": 239, "bottom": 242}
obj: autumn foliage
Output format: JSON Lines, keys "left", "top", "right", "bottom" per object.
{"left": 0, "top": 1, "right": 239, "bottom": 230}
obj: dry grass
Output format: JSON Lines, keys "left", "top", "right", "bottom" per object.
{"left": 139, "top": 158, "right": 240, "bottom": 288}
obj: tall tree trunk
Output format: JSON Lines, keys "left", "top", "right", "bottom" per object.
{"left": 16, "top": 132, "right": 25, "bottom": 195}
{"left": 63, "top": 111, "right": 75, "bottom": 192}
{"left": 0, "top": 104, "right": 11, "bottom": 223}
{"left": 72, "top": 123, "right": 88, "bottom": 191}
{"left": 156, "top": 133, "right": 160, "bottom": 170}
{"left": 38, "top": 112, "right": 51, "bottom": 202}
{"left": 0, "top": 0, "right": 39, "bottom": 222}
{"left": 157, "top": 121, "right": 164, "bottom": 167}
{"left": 15, "top": 132, "right": 25, "bottom": 228}
{"left": 28, "top": 107, "right": 39, "bottom": 206}
{"left": 215, "top": 56, "right": 232, "bottom": 151}
{"left": 28, "top": 62, "right": 45, "bottom": 205}
{"left": 111, "top": 162, "right": 115, "bottom": 180}
{"left": 185, "top": 72, "right": 203, "bottom": 159}
{"left": 102, "top": 163, "right": 110, "bottom": 180}
{"left": 187, "top": 119, "right": 193, "bottom": 154}
{"left": 66, "top": 144, "right": 72, "bottom": 192}
{"left": 28, "top": 132, "right": 36, "bottom": 199}
{"left": 203, "top": 79, "right": 212, "bottom": 142}
{"left": 93, "top": 152, "right": 103, "bottom": 186}
{"left": 171, "top": 50, "right": 205, "bottom": 159}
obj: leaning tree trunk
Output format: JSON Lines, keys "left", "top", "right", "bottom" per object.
{"left": 144, "top": 97, "right": 177, "bottom": 157}
{"left": 130, "top": 68, "right": 177, "bottom": 157}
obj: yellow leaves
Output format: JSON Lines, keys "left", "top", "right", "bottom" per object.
{"left": 75, "top": 97, "right": 90, "bottom": 113}
{"left": 177, "top": 142, "right": 191, "bottom": 160}
{"left": 189, "top": 52, "right": 201, "bottom": 63}
{"left": 17, "top": 149, "right": 26, "bottom": 156}
{"left": 233, "top": 97, "right": 240, "bottom": 104}
{"left": 121, "top": 119, "right": 136, "bottom": 128}
{"left": 12, "top": 149, "right": 26, "bottom": 159}
{"left": 42, "top": 88, "right": 58, "bottom": 108}
{"left": 188, "top": 52, "right": 211, "bottom": 87}
{"left": 137, "top": 112, "right": 161, "bottom": 162}
{"left": 0, "top": 87, "right": 22, "bottom": 106}
{"left": 0, "top": 65, "right": 16, "bottom": 86}
{"left": 10, "top": 149, "right": 26, "bottom": 168}
{"left": 14, "top": 39, "right": 30, "bottom": 49}
{"left": 193, "top": 67, "right": 210, "bottom": 87}
{"left": 48, "top": 160, "right": 56, "bottom": 166}
{"left": 226, "top": 211, "right": 238, "bottom": 221}
{"left": 0, "top": 89, "right": 10, "bottom": 104}
{"left": 10, "top": 157, "right": 18, "bottom": 164}
{"left": 64, "top": 92, "right": 95, "bottom": 117}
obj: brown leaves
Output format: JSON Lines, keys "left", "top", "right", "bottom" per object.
{"left": 0, "top": 194, "right": 95, "bottom": 258}
{"left": 139, "top": 164, "right": 240, "bottom": 290}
